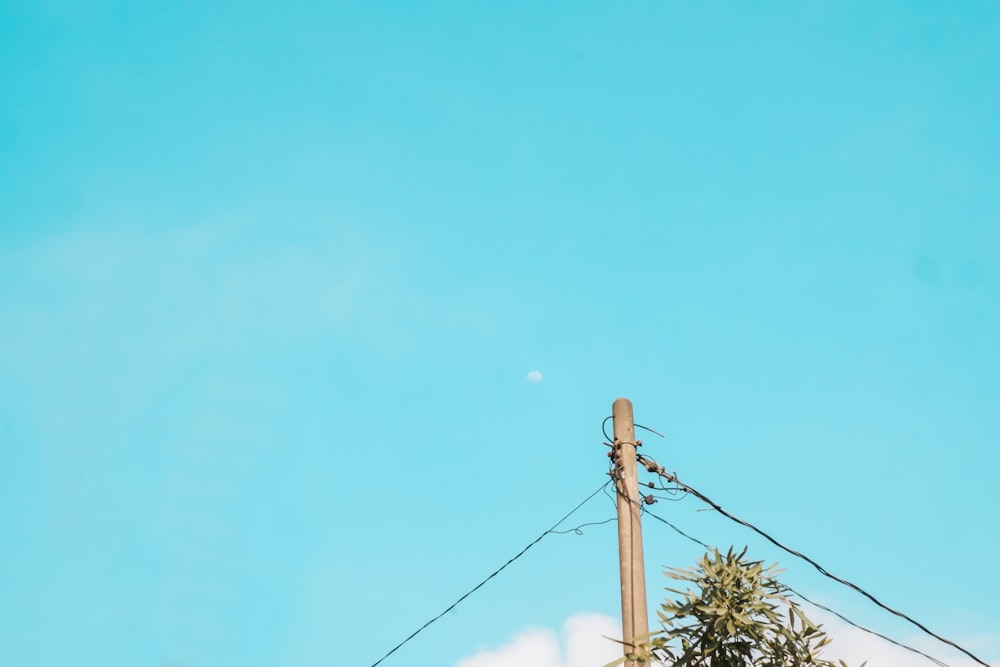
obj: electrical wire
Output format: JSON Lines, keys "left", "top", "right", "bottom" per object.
{"left": 602, "top": 415, "right": 615, "bottom": 444}
{"left": 602, "top": 415, "right": 667, "bottom": 442}
{"left": 634, "top": 422, "right": 666, "bottom": 438}
{"left": 602, "top": 478, "right": 619, "bottom": 507}
{"left": 548, "top": 516, "right": 617, "bottom": 535}
{"left": 785, "top": 585, "right": 952, "bottom": 667}
{"left": 641, "top": 466, "right": 990, "bottom": 667}
{"left": 365, "top": 480, "right": 610, "bottom": 667}
{"left": 641, "top": 505, "right": 710, "bottom": 549}
{"left": 636, "top": 503, "right": 955, "bottom": 667}
{"left": 612, "top": 421, "right": 982, "bottom": 667}
{"left": 640, "top": 476, "right": 688, "bottom": 501}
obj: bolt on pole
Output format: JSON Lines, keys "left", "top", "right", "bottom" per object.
{"left": 613, "top": 397, "right": 648, "bottom": 667}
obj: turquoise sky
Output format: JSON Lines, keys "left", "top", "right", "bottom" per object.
{"left": 2, "top": 2, "right": 998, "bottom": 666}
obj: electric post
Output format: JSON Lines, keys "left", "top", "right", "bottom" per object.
{"left": 612, "top": 397, "right": 648, "bottom": 667}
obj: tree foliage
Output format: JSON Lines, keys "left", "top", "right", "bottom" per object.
{"left": 610, "top": 547, "right": 862, "bottom": 667}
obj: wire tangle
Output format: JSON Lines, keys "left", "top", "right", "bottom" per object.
{"left": 637, "top": 462, "right": 688, "bottom": 501}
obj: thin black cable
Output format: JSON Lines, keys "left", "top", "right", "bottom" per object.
{"left": 638, "top": 505, "right": 954, "bottom": 667}
{"left": 602, "top": 415, "right": 614, "bottom": 443}
{"left": 602, "top": 478, "right": 618, "bottom": 507}
{"left": 634, "top": 422, "right": 666, "bottom": 438}
{"left": 603, "top": 416, "right": 666, "bottom": 442}
{"left": 645, "top": 492, "right": 688, "bottom": 502}
{"left": 655, "top": 470, "right": 990, "bottom": 667}
{"left": 641, "top": 506, "right": 711, "bottom": 550}
{"left": 613, "top": 423, "right": 970, "bottom": 667}
{"left": 366, "top": 481, "right": 610, "bottom": 667}
{"left": 786, "top": 585, "right": 952, "bottom": 667}
{"left": 549, "top": 516, "right": 617, "bottom": 535}
{"left": 640, "top": 477, "right": 688, "bottom": 501}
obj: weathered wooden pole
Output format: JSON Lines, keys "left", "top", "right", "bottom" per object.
{"left": 613, "top": 397, "right": 648, "bottom": 666}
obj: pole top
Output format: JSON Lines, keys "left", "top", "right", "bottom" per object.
{"left": 612, "top": 398, "right": 634, "bottom": 429}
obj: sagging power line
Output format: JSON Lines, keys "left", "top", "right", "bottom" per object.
{"left": 630, "top": 444, "right": 991, "bottom": 667}
{"left": 365, "top": 480, "right": 611, "bottom": 667}
{"left": 635, "top": 502, "right": 953, "bottom": 667}
{"left": 364, "top": 399, "right": 991, "bottom": 667}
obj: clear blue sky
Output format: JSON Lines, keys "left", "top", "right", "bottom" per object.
{"left": 2, "top": 2, "right": 998, "bottom": 666}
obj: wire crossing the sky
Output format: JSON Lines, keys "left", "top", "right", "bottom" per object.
{"left": 637, "top": 504, "right": 954, "bottom": 667}
{"left": 634, "top": 454, "right": 991, "bottom": 667}
{"left": 366, "top": 420, "right": 990, "bottom": 667}
{"left": 365, "top": 480, "right": 611, "bottom": 667}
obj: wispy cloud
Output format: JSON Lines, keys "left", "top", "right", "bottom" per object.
{"left": 0, "top": 219, "right": 405, "bottom": 503}
{"left": 0, "top": 221, "right": 395, "bottom": 393}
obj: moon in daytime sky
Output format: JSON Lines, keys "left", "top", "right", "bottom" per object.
{"left": 526, "top": 370, "right": 544, "bottom": 383}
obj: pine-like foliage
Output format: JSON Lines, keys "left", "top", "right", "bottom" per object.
{"left": 609, "top": 548, "right": 863, "bottom": 667}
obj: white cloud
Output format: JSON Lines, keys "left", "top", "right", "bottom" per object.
{"left": 454, "top": 611, "right": 999, "bottom": 667}
{"left": 814, "top": 610, "right": 1000, "bottom": 667}
{"left": 455, "top": 613, "right": 621, "bottom": 667}
{"left": 527, "top": 370, "right": 544, "bottom": 383}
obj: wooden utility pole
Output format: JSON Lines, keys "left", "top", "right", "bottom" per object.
{"left": 613, "top": 397, "right": 648, "bottom": 667}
